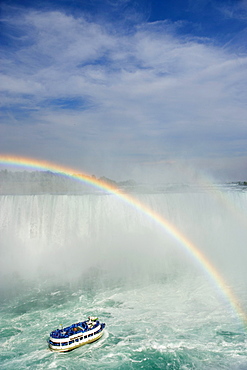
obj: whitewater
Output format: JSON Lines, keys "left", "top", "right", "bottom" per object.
{"left": 0, "top": 187, "right": 247, "bottom": 369}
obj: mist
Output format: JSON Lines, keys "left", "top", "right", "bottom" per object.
{"left": 1, "top": 173, "right": 247, "bottom": 370}
{"left": 1, "top": 182, "right": 247, "bottom": 309}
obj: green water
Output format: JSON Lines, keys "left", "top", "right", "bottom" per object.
{"left": 1, "top": 191, "right": 247, "bottom": 369}
{"left": 1, "top": 274, "right": 246, "bottom": 369}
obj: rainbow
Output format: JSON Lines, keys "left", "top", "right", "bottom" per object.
{"left": 0, "top": 154, "right": 246, "bottom": 330}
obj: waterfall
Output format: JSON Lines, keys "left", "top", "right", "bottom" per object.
{"left": 1, "top": 190, "right": 247, "bottom": 370}
{"left": 1, "top": 190, "right": 247, "bottom": 290}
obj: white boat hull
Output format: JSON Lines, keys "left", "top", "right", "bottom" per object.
{"left": 49, "top": 329, "right": 104, "bottom": 352}
{"left": 48, "top": 318, "right": 105, "bottom": 352}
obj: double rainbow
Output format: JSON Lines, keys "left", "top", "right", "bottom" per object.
{"left": 0, "top": 154, "right": 246, "bottom": 330}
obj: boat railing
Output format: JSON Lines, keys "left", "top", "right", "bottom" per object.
{"left": 50, "top": 321, "right": 100, "bottom": 339}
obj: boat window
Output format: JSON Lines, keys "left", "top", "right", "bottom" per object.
{"left": 69, "top": 340, "right": 74, "bottom": 344}
{"left": 61, "top": 342, "right": 68, "bottom": 346}
{"left": 49, "top": 340, "right": 60, "bottom": 346}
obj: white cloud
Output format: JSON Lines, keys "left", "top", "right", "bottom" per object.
{"left": 218, "top": 0, "right": 247, "bottom": 20}
{"left": 1, "top": 9, "right": 247, "bottom": 180}
{"left": 0, "top": 74, "right": 44, "bottom": 95}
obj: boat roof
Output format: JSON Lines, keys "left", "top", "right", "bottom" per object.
{"left": 50, "top": 319, "right": 100, "bottom": 339}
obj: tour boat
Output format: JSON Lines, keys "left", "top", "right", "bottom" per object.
{"left": 48, "top": 316, "right": 105, "bottom": 352}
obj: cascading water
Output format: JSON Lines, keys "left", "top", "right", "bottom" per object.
{"left": 0, "top": 188, "right": 247, "bottom": 369}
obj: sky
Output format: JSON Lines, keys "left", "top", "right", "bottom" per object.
{"left": 1, "top": 0, "right": 247, "bottom": 182}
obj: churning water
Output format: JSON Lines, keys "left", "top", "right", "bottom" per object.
{"left": 0, "top": 186, "right": 247, "bottom": 369}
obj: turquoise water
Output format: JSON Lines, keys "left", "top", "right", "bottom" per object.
{"left": 1, "top": 276, "right": 246, "bottom": 369}
{"left": 0, "top": 190, "right": 247, "bottom": 369}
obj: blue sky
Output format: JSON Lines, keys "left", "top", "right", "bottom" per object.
{"left": 1, "top": 0, "right": 247, "bottom": 181}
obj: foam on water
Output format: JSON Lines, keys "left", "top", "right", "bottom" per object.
{"left": 0, "top": 189, "right": 247, "bottom": 368}
{"left": 0, "top": 278, "right": 246, "bottom": 369}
